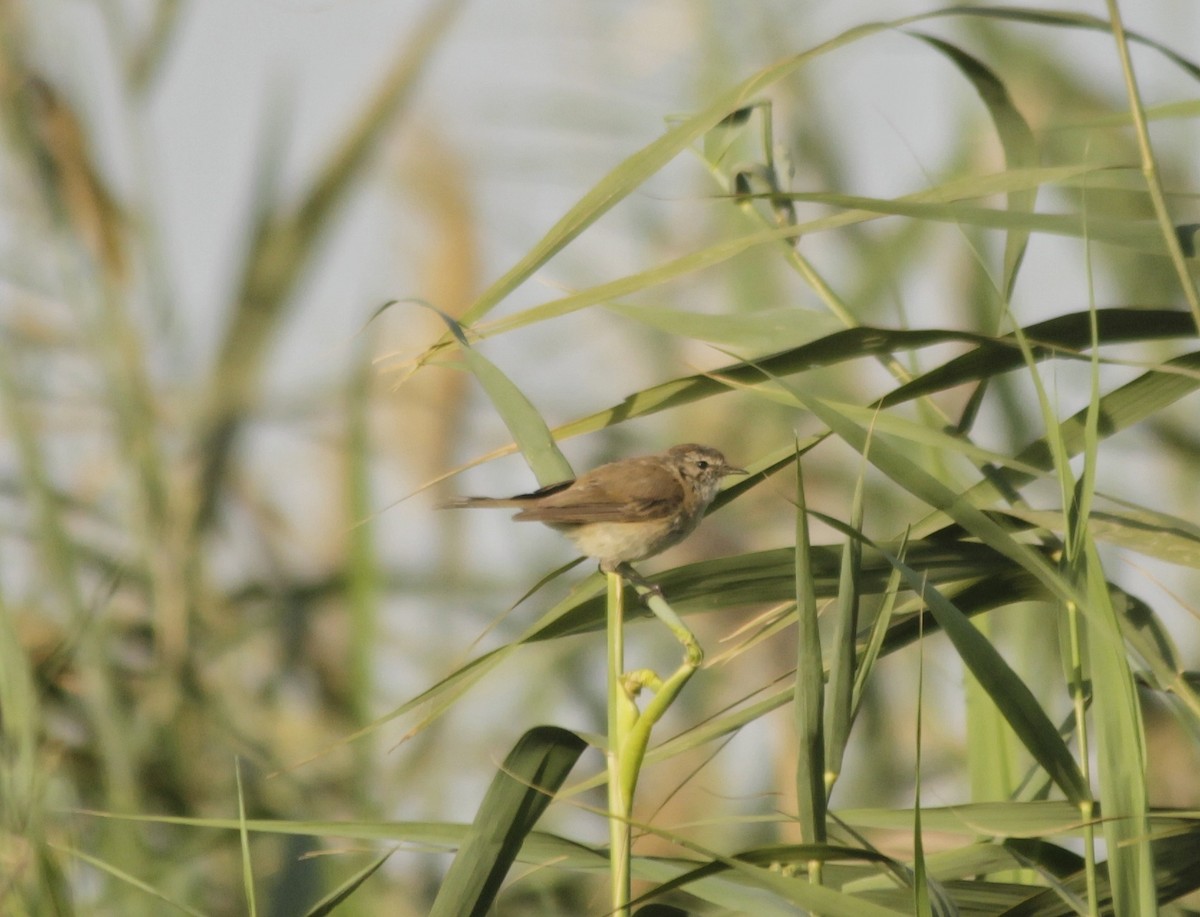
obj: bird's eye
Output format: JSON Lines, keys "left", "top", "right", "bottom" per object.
{"left": 696, "top": 460, "right": 709, "bottom": 470}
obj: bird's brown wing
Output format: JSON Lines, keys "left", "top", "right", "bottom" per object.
{"left": 512, "top": 456, "right": 682, "bottom": 523}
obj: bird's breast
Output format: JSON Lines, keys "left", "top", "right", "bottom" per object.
{"left": 553, "top": 510, "right": 697, "bottom": 565}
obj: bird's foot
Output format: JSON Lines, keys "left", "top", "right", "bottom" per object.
{"left": 611, "top": 562, "right": 663, "bottom": 602}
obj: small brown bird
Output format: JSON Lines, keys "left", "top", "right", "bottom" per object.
{"left": 443, "top": 443, "right": 747, "bottom": 576}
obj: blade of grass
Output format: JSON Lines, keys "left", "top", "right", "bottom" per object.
{"left": 420, "top": 303, "right": 572, "bottom": 485}
{"left": 630, "top": 843, "right": 902, "bottom": 912}
{"left": 455, "top": 14, "right": 918, "bottom": 330}
{"left": 823, "top": 472, "right": 864, "bottom": 795}
{"left": 301, "top": 848, "right": 398, "bottom": 917}
{"left": 947, "top": 6, "right": 1200, "bottom": 82}
{"left": 442, "top": 2, "right": 1200, "bottom": 342}
{"left": 912, "top": 608, "right": 932, "bottom": 917}
{"left": 564, "top": 308, "right": 1194, "bottom": 444}
{"left": 776, "top": 378, "right": 1074, "bottom": 608}
{"left": 838, "top": 800, "right": 1102, "bottom": 837}
{"left": 909, "top": 33, "right": 1038, "bottom": 299}
{"left": 236, "top": 759, "right": 257, "bottom": 917}
{"left": 1082, "top": 540, "right": 1155, "bottom": 914}
{"left": 851, "top": 545, "right": 907, "bottom": 718}
{"left": 411, "top": 309, "right": 1194, "bottom": 495}
{"left": 429, "top": 726, "right": 587, "bottom": 917}
{"left": 605, "top": 301, "right": 843, "bottom": 353}
{"left": 1009, "top": 825, "right": 1200, "bottom": 914}
{"left": 877, "top": 309, "right": 1196, "bottom": 409}
{"left": 883, "top": 553, "right": 1089, "bottom": 805}
{"left": 49, "top": 843, "right": 207, "bottom": 917}
{"left": 807, "top": 510, "right": 1090, "bottom": 804}
{"left": 1105, "top": 0, "right": 1200, "bottom": 330}
{"left": 793, "top": 457, "right": 826, "bottom": 853}
{"left": 451, "top": 187, "right": 1174, "bottom": 351}
{"left": 994, "top": 505, "right": 1200, "bottom": 569}
{"left": 907, "top": 349, "right": 1200, "bottom": 539}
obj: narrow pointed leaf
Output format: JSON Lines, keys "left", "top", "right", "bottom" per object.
{"left": 911, "top": 33, "right": 1037, "bottom": 296}
{"left": 793, "top": 459, "right": 826, "bottom": 843}
{"left": 429, "top": 726, "right": 587, "bottom": 917}
{"left": 886, "top": 552, "right": 1089, "bottom": 803}
{"left": 424, "top": 304, "right": 571, "bottom": 485}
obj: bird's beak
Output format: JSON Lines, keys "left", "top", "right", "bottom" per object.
{"left": 723, "top": 464, "right": 748, "bottom": 477}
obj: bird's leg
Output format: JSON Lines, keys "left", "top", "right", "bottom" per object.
{"left": 616, "top": 563, "right": 703, "bottom": 669}
{"left": 609, "top": 561, "right": 662, "bottom": 598}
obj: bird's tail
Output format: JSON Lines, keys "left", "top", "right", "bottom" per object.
{"left": 437, "top": 496, "right": 528, "bottom": 510}
{"left": 438, "top": 478, "right": 574, "bottom": 510}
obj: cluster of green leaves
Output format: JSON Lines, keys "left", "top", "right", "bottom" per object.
{"left": 374, "top": 8, "right": 1200, "bottom": 915}
{"left": 2, "top": 2, "right": 1200, "bottom": 915}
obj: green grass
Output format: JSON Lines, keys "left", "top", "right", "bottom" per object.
{"left": 3, "top": 2, "right": 1200, "bottom": 914}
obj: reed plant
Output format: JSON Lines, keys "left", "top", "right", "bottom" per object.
{"left": 2, "top": 2, "right": 1199, "bottom": 914}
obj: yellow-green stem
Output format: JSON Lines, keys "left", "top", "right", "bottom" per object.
{"left": 605, "top": 571, "right": 703, "bottom": 915}
{"left": 606, "top": 571, "right": 631, "bottom": 917}
{"left": 1104, "top": 0, "right": 1200, "bottom": 331}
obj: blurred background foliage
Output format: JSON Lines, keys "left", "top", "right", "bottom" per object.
{"left": 1, "top": 0, "right": 1199, "bottom": 914}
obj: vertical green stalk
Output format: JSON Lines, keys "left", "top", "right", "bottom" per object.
{"left": 1104, "top": 0, "right": 1200, "bottom": 329}
{"left": 912, "top": 609, "right": 930, "bottom": 917}
{"left": 792, "top": 459, "right": 825, "bottom": 882}
{"left": 823, "top": 476, "right": 863, "bottom": 793}
{"left": 603, "top": 571, "right": 699, "bottom": 916}
{"left": 235, "top": 759, "right": 258, "bottom": 917}
{"left": 606, "top": 571, "right": 631, "bottom": 917}
{"left": 1065, "top": 600, "right": 1098, "bottom": 914}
